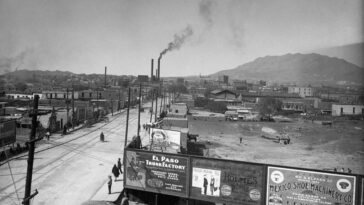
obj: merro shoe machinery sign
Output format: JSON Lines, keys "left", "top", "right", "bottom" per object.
{"left": 267, "top": 166, "right": 356, "bottom": 205}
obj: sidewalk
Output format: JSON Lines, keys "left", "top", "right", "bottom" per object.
{"left": 91, "top": 174, "right": 124, "bottom": 202}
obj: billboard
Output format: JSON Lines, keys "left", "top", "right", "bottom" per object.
{"left": 267, "top": 166, "right": 356, "bottom": 205}
{"left": 150, "top": 128, "right": 181, "bottom": 152}
{"left": 0, "top": 120, "right": 16, "bottom": 147}
{"left": 124, "top": 150, "right": 189, "bottom": 197}
{"left": 190, "top": 157, "right": 265, "bottom": 205}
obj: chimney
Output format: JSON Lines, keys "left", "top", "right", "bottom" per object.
{"left": 158, "top": 57, "right": 161, "bottom": 81}
{"left": 151, "top": 59, "right": 154, "bottom": 81}
{"left": 104, "top": 66, "right": 107, "bottom": 87}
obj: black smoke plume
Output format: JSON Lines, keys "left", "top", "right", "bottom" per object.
{"left": 159, "top": 25, "right": 193, "bottom": 60}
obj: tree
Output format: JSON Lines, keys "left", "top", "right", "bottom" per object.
{"left": 168, "top": 84, "right": 188, "bottom": 94}
{"left": 257, "top": 97, "right": 282, "bottom": 118}
{"left": 15, "top": 82, "right": 28, "bottom": 92}
{"left": 205, "top": 100, "right": 227, "bottom": 113}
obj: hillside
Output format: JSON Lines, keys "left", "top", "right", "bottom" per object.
{"left": 211, "top": 53, "right": 364, "bottom": 85}
{"left": 312, "top": 42, "right": 364, "bottom": 68}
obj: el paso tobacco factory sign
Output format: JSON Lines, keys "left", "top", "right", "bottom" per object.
{"left": 125, "top": 150, "right": 189, "bottom": 197}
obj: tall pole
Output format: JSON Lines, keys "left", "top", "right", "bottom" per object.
{"left": 23, "top": 95, "right": 39, "bottom": 205}
{"left": 150, "top": 90, "right": 154, "bottom": 122}
{"left": 159, "top": 84, "right": 163, "bottom": 115}
{"left": 104, "top": 66, "right": 107, "bottom": 88}
{"left": 66, "top": 88, "right": 69, "bottom": 124}
{"left": 154, "top": 89, "right": 158, "bottom": 122}
{"left": 96, "top": 88, "right": 99, "bottom": 119}
{"left": 72, "top": 84, "right": 75, "bottom": 130}
{"left": 137, "top": 83, "right": 142, "bottom": 136}
{"left": 124, "top": 88, "right": 131, "bottom": 147}
{"left": 163, "top": 87, "right": 166, "bottom": 111}
{"left": 118, "top": 88, "right": 121, "bottom": 111}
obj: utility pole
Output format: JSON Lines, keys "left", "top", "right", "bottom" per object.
{"left": 124, "top": 87, "right": 131, "bottom": 147}
{"left": 118, "top": 88, "right": 121, "bottom": 111}
{"left": 72, "top": 83, "right": 75, "bottom": 130}
{"left": 66, "top": 88, "right": 69, "bottom": 125}
{"left": 96, "top": 88, "right": 99, "bottom": 119}
{"left": 150, "top": 90, "right": 154, "bottom": 122}
{"left": 154, "top": 89, "right": 158, "bottom": 122}
{"left": 163, "top": 87, "right": 166, "bottom": 111}
{"left": 23, "top": 95, "right": 39, "bottom": 205}
{"left": 137, "top": 83, "right": 142, "bottom": 136}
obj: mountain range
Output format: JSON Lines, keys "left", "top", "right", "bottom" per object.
{"left": 211, "top": 53, "right": 364, "bottom": 86}
{"left": 311, "top": 42, "right": 363, "bottom": 68}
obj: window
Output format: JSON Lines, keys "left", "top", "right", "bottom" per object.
{"left": 82, "top": 92, "right": 84, "bottom": 97}
{"left": 89, "top": 93, "right": 92, "bottom": 98}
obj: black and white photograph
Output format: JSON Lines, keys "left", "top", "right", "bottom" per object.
{"left": 0, "top": 0, "right": 363, "bottom": 204}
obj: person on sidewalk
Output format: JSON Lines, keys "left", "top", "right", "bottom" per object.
{"left": 117, "top": 158, "right": 123, "bottom": 174}
{"left": 121, "top": 191, "right": 129, "bottom": 205}
{"left": 100, "top": 132, "right": 105, "bottom": 142}
{"left": 112, "top": 164, "right": 120, "bottom": 181}
{"left": 107, "top": 175, "right": 112, "bottom": 194}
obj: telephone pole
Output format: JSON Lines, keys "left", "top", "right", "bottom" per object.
{"left": 137, "top": 83, "right": 142, "bottom": 136}
{"left": 154, "top": 89, "right": 158, "bottom": 122}
{"left": 150, "top": 90, "right": 154, "bottom": 122}
{"left": 23, "top": 95, "right": 39, "bottom": 205}
{"left": 124, "top": 87, "right": 131, "bottom": 147}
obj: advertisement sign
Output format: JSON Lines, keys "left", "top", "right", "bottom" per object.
{"left": 0, "top": 120, "right": 16, "bottom": 147}
{"left": 124, "top": 150, "right": 189, "bottom": 197}
{"left": 267, "top": 166, "right": 356, "bottom": 205}
{"left": 150, "top": 128, "right": 181, "bottom": 152}
{"left": 190, "top": 158, "right": 264, "bottom": 205}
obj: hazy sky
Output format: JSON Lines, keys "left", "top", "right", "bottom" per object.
{"left": 0, "top": 0, "right": 362, "bottom": 76}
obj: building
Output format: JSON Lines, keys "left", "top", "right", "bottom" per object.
{"left": 218, "top": 75, "right": 229, "bottom": 84}
{"left": 210, "top": 89, "right": 236, "bottom": 100}
{"left": 6, "top": 93, "right": 43, "bottom": 100}
{"left": 332, "top": 104, "right": 364, "bottom": 116}
{"left": 43, "top": 90, "right": 78, "bottom": 100}
{"left": 288, "top": 86, "right": 314, "bottom": 98}
{"left": 176, "top": 78, "right": 185, "bottom": 85}
{"left": 137, "top": 75, "right": 149, "bottom": 83}
{"left": 0, "top": 102, "right": 6, "bottom": 116}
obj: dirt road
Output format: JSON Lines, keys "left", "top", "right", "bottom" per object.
{"left": 0, "top": 103, "right": 153, "bottom": 205}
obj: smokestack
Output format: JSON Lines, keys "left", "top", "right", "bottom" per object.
{"left": 151, "top": 59, "right": 154, "bottom": 81}
{"left": 104, "top": 66, "right": 107, "bottom": 87}
{"left": 158, "top": 57, "right": 161, "bottom": 81}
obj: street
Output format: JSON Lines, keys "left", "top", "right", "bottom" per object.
{"left": 0, "top": 103, "right": 154, "bottom": 205}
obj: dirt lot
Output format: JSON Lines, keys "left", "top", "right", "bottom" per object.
{"left": 188, "top": 112, "right": 364, "bottom": 175}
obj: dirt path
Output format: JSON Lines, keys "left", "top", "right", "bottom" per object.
{"left": 188, "top": 116, "right": 364, "bottom": 174}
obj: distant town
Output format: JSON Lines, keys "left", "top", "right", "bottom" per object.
{"left": 1, "top": 66, "right": 364, "bottom": 205}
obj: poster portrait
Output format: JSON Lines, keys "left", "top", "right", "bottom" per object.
{"left": 150, "top": 128, "right": 181, "bottom": 152}
{"left": 190, "top": 157, "right": 264, "bottom": 205}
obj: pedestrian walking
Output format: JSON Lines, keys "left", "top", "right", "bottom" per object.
{"left": 112, "top": 164, "right": 120, "bottom": 181}
{"left": 107, "top": 175, "right": 112, "bottom": 194}
{"left": 121, "top": 191, "right": 129, "bottom": 205}
{"left": 117, "top": 158, "right": 123, "bottom": 174}
{"left": 45, "top": 130, "right": 50, "bottom": 140}
{"left": 239, "top": 137, "right": 242, "bottom": 144}
{"left": 100, "top": 132, "right": 104, "bottom": 142}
